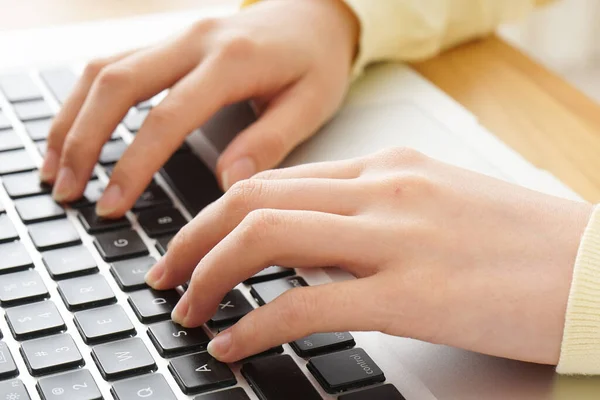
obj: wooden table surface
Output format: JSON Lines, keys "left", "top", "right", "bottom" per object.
{"left": 3, "top": 0, "right": 600, "bottom": 202}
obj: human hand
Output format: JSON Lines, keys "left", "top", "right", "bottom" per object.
{"left": 40, "top": 0, "right": 359, "bottom": 217}
{"left": 144, "top": 147, "right": 592, "bottom": 364}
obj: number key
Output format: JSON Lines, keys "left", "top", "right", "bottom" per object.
{"left": 5, "top": 301, "right": 66, "bottom": 340}
{"left": 0, "top": 241, "right": 33, "bottom": 274}
{"left": 0, "top": 269, "right": 49, "bottom": 307}
{"left": 20, "top": 333, "right": 84, "bottom": 376}
{"left": 37, "top": 369, "right": 102, "bottom": 400}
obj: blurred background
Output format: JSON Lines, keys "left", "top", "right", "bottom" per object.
{"left": 501, "top": 0, "right": 600, "bottom": 103}
{"left": 0, "top": 0, "right": 598, "bottom": 103}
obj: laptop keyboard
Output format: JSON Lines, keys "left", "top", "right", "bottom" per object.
{"left": 0, "top": 68, "right": 407, "bottom": 399}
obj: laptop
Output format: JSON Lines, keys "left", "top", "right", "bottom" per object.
{"left": 0, "top": 4, "right": 588, "bottom": 400}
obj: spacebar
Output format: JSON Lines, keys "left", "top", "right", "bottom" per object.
{"left": 159, "top": 152, "right": 223, "bottom": 216}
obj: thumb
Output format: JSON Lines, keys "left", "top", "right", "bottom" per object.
{"left": 216, "top": 80, "right": 333, "bottom": 190}
{"left": 206, "top": 279, "right": 379, "bottom": 362}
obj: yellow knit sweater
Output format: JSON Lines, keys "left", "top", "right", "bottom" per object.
{"left": 241, "top": 0, "right": 600, "bottom": 375}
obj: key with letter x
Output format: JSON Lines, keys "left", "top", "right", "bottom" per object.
{"left": 208, "top": 290, "right": 254, "bottom": 328}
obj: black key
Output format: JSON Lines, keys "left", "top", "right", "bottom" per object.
{"left": 74, "top": 304, "right": 136, "bottom": 344}
{"left": 57, "top": 274, "right": 116, "bottom": 311}
{"left": 307, "top": 348, "right": 385, "bottom": 394}
{"left": 194, "top": 388, "right": 251, "bottom": 400}
{"left": 291, "top": 332, "right": 355, "bottom": 358}
{"left": 99, "top": 140, "right": 127, "bottom": 165}
{"left": 137, "top": 207, "right": 186, "bottom": 237}
{"left": 28, "top": 219, "right": 81, "bottom": 251}
{"left": 91, "top": 337, "right": 156, "bottom": 381}
{"left": 42, "top": 245, "right": 98, "bottom": 280}
{"left": 123, "top": 108, "right": 149, "bottom": 132}
{"left": 0, "top": 110, "right": 11, "bottom": 130}
{"left": 209, "top": 290, "right": 254, "bottom": 327}
{"left": 36, "top": 140, "right": 47, "bottom": 156}
{"left": 0, "top": 270, "right": 49, "bottom": 306}
{"left": 0, "top": 241, "right": 33, "bottom": 274}
{"left": 160, "top": 152, "right": 222, "bottom": 215}
{"left": 0, "top": 200, "right": 4, "bottom": 213}
{"left": 128, "top": 289, "right": 179, "bottom": 323}
{"left": 21, "top": 333, "right": 84, "bottom": 376}
{"left": 148, "top": 320, "right": 210, "bottom": 357}
{"left": 338, "top": 385, "right": 406, "bottom": 400}
{"left": 110, "top": 256, "right": 155, "bottom": 291}
{"left": 0, "top": 129, "right": 23, "bottom": 152}
{"left": 169, "top": 352, "right": 236, "bottom": 395}
{"left": 155, "top": 234, "right": 174, "bottom": 255}
{"left": 37, "top": 369, "right": 102, "bottom": 400}
{"left": 14, "top": 195, "right": 65, "bottom": 223}
{"left": 111, "top": 373, "right": 178, "bottom": 400}
{"left": 93, "top": 229, "right": 148, "bottom": 261}
{"left": 0, "top": 214, "right": 19, "bottom": 243}
{"left": 70, "top": 179, "right": 105, "bottom": 208}
{"left": 23, "top": 118, "right": 52, "bottom": 141}
{"left": 0, "top": 149, "right": 36, "bottom": 175}
{"left": 5, "top": 301, "right": 66, "bottom": 340}
{"left": 0, "top": 341, "right": 18, "bottom": 380}
{"left": 2, "top": 170, "right": 51, "bottom": 198}
{"left": 0, "top": 379, "right": 30, "bottom": 400}
{"left": 244, "top": 266, "right": 295, "bottom": 284}
{"left": 241, "top": 354, "right": 321, "bottom": 400}
{"left": 78, "top": 206, "right": 130, "bottom": 233}
{"left": 13, "top": 100, "right": 54, "bottom": 121}
{"left": 133, "top": 184, "right": 171, "bottom": 210}
{"left": 241, "top": 345, "right": 284, "bottom": 361}
{"left": 0, "top": 74, "right": 43, "bottom": 102}
{"left": 250, "top": 276, "right": 308, "bottom": 306}
{"left": 40, "top": 68, "right": 77, "bottom": 104}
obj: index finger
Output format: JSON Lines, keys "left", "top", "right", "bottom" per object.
{"left": 50, "top": 30, "right": 204, "bottom": 203}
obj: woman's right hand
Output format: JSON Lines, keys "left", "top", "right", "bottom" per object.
{"left": 41, "top": 0, "right": 359, "bottom": 217}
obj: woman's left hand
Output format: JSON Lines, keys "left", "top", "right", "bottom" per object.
{"left": 145, "top": 147, "right": 592, "bottom": 364}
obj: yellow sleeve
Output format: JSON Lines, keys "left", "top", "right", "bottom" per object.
{"left": 557, "top": 205, "right": 600, "bottom": 375}
{"left": 242, "top": 0, "right": 550, "bottom": 76}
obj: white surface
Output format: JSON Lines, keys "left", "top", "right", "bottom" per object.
{"left": 0, "top": 5, "right": 583, "bottom": 400}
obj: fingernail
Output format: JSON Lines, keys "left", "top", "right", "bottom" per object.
{"left": 96, "top": 184, "right": 122, "bottom": 216}
{"left": 221, "top": 157, "right": 256, "bottom": 191}
{"left": 40, "top": 149, "right": 59, "bottom": 182}
{"left": 52, "top": 167, "right": 75, "bottom": 202}
{"left": 145, "top": 260, "right": 166, "bottom": 288}
{"left": 172, "top": 293, "right": 190, "bottom": 324}
{"left": 207, "top": 330, "right": 232, "bottom": 360}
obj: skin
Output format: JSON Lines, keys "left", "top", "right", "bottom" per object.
{"left": 39, "top": 0, "right": 593, "bottom": 365}
{"left": 40, "top": 0, "right": 359, "bottom": 216}
{"left": 146, "top": 148, "right": 592, "bottom": 364}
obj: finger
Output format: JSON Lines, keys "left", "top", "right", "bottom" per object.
{"left": 51, "top": 32, "right": 203, "bottom": 203}
{"left": 206, "top": 278, "right": 383, "bottom": 362}
{"left": 252, "top": 158, "right": 364, "bottom": 181}
{"left": 170, "top": 209, "right": 382, "bottom": 327}
{"left": 216, "top": 78, "right": 336, "bottom": 191}
{"left": 146, "top": 178, "right": 363, "bottom": 290}
{"left": 41, "top": 49, "right": 136, "bottom": 182}
{"left": 95, "top": 57, "right": 233, "bottom": 217}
